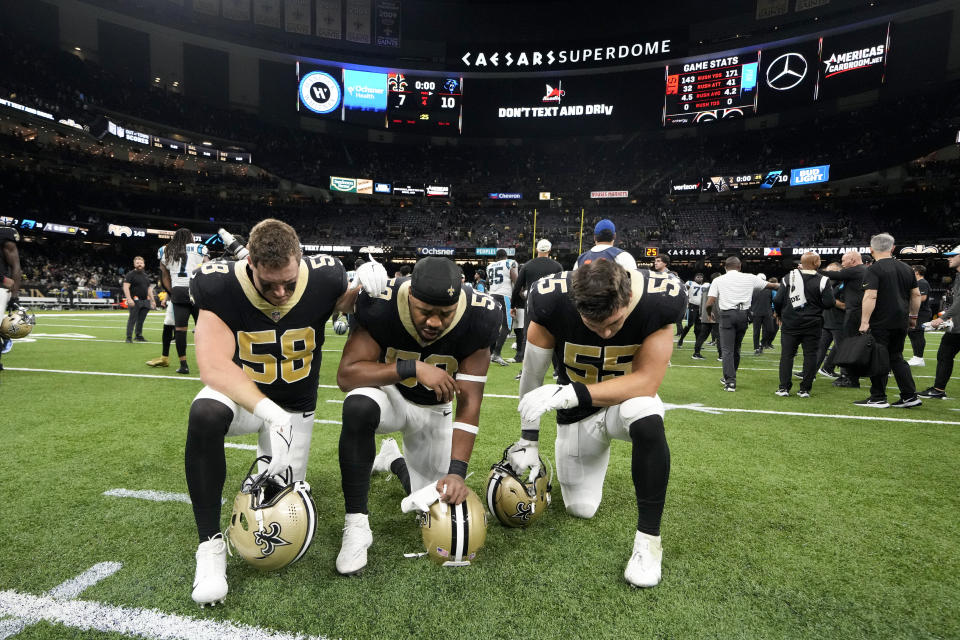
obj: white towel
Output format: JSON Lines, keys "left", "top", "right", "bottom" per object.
{"left": 789, "top": 269, "right": 807, "bottom": 309}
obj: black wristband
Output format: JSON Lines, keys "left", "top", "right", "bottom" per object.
{"left": 571, "top": 381, "right": 593, "bottom": 407}
{"left": 520, "top": 429, "right": 540, "bottom": 442}
{"left": 447, "top": 459, "right": 468, "bottom": 478}
{"left": 396, "top": 358, "right": 417, "bottom": 380}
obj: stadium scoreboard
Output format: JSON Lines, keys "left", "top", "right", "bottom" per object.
{"left": 663, "top": 53, "right": 759, "bottom": 126}
{"left": 387, "top": 73, "right": 463, "bottom": 133}
{"left": 297, "top": 64, "right": 463, "bottom": 134}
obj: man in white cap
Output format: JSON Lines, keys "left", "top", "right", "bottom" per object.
{"left": 574, "top": 219, "right": 637, "bottom": 271}
{"left": 918, "top": 244, "right": 960, "bottom": 400}
{"left": 511, "top": 239, "right": 563, "bottom": 367}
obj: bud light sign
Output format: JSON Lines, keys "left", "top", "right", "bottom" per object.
{"left": 790, "top": 165, "right": 830, "bottom": 186}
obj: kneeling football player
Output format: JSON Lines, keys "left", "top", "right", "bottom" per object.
{"left": 184, "top": 219, "right": 385, "bottom": 606}
{"left": 508, "top": 260, "right": 685, "bottom": 587}
{"left": 335, "top": 256, "right": 500, "bottom": 575}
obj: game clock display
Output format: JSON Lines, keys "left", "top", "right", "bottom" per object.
{"left": 663, "top": 53, "right": 759, "bottom": 126}
{"left": 387, "top": 73, "right": 463, "bottom": 134}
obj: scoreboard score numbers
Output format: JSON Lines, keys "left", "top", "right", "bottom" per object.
{"left": 663, "top": 53, "right": 759, "bottom": 126}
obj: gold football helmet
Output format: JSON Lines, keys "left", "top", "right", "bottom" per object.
{"left": 0, "top": 308, "right": 36, "bottom": 339}
{"left": 418, "top": 487, "right": 486, "bottom": 567}
{"left": 486, "top": 447, "right": 552, "bottom": 528}
{"left": 226, "top": 457, "right": 317, "bottom": 571}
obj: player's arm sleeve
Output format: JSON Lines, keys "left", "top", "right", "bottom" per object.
{"left": 863, "top": 268, "right": 879, "bottom": 291}
{"left": 517, "top": 322, "right": 556, "bottom": 440}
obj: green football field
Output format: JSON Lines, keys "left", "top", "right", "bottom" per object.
{"left": 1, "top": 310, "right": 958, "bottom": 640}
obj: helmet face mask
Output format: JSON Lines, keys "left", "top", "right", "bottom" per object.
{"left": 486, "top": 448, "right": 552, "bottom": 528}
{"left": 1, "top": 308, "right": 36, "bottom": 339}
{"left": 418, "top": 488, "right": 486, "bottom": 567}
{"left": 226, "top": 457, "right": 317, "bottom": 571}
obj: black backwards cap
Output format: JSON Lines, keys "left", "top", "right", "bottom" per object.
{"left": 411, "top": 257, "right": 462, "bottom": 306}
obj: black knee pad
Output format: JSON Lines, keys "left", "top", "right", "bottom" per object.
{"left": 187, "top": 398, "right": 233, "bottom": 440}
{"left": 342, "top": 394, "right": 381, "bottom": 436}
{"left": 629, "top": 414, "right": 666, "bottom": 445}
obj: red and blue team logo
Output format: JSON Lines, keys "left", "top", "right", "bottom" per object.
{"left": 542, "top": 82, "right": 564, "bottom": 103}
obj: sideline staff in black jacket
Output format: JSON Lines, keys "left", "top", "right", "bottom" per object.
{"left": 773, "top": 252, "right": 835, "bottom": 397}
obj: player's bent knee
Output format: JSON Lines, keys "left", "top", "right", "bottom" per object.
{"left": 342, "top": 394, "right": 381, "bottom": 434}
{"left": 188, "top": 398, "right": 233, "bottom": 437}
{"left": 565, "top": 502, "right": 599, "bottom": 519}
{"left": 619, "top": 396, "right": 665, "bottom": 423}
{"left": 629, "top": 414, "right": 666, "bottom": 444}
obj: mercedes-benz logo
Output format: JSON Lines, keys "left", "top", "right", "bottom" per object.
{"left": 765, "top": 52, "right": 807, "bottom": 91}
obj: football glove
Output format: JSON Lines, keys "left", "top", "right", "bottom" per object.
{"left": 506, "top": 438, "right": 540, "bottom": 478}
{"left": 518, "top": 384, "right": 579, "bottom": 423}
{"left": 400, "top": 484, "right": 442, "bottom": 514}
{"left": 356, "top": 254, "right": 389, "bottom": 298}
{"left": 253, "top": 398, "right": 293, "bottom": 477}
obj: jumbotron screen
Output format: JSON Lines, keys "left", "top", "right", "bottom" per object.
{"left": 297, "top": 63, "right": 463, "bottom": 134}
{"left": 663, "top": 53, "right": 759, "bottom": 126}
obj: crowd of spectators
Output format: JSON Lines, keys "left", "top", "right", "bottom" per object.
{"left": 2, "top": 26, "right": 960, "bottom": 295}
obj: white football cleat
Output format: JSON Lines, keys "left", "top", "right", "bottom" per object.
{"left": 624, "top": 531, "right": 662, "bottom": 588}
{"left": 336, "top": 513, "right": 373, "bottom": 575}
{"left": 192, "top": 535, "right": 228, "bottom": 606}
{"left": 371, "top": 438, "right": 402, "bottom": 474}
{"left": 907, "top": 356, "right": 925, "bottom": 367}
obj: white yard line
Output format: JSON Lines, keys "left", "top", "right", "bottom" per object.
{"left": 8, "top": 367, "right": 955, "bottom": 425}
{"left": 103, "top": 489, "right": 194, "bottom": 504}
{"left": 224, "top": 442, "right": 257, "bottom": 451}
{"left": 0, "top": 562, "right": 121, "bottom": 639}
{"left": 0, "top": 588, "right": 329, "bottom": 640}
{"left": 6, "top": 367, "right": 201, "bottom": 381}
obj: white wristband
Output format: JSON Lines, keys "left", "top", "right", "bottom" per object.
{"left": 455, "top": 373, "right": 487, "bottom": 383}
{"left": 453, "top": 422, "right": 479, "bottom": 434}
{"left": 253, "top": 398, "right": 287, "bottom": 424}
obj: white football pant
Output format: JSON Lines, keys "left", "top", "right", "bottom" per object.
{"left": 555, "top": 395, "right": 664, "bottom": 519}
{"left": 193, "top": 386, "right": 315, "bottom": 482}
{"left": 345, "top": 384, "right": 452, "bottom": 493}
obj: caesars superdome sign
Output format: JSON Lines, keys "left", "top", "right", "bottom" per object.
{"left": 448, "top": 31, "right": 686, "bottom": 71}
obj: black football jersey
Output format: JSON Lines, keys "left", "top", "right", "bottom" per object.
{"left": 527, "top": 269, "right": 687, "bottom": 424}
{"left": 0, "top": 227, "right": 17, "bottom": 280}
{"left": 355, "top": 278, "right": 502, "bottom": 405}
{"left": 190, "top": 255, "right": 347, "bottom": 412}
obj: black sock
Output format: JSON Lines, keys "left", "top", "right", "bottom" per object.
{"left": 175, "top": 330, "right": 187, "bottom": 359}
{"left": 629, "top": 414, "right": 671, "bottom": 537}
{"left": 161, "top": 325, "right": 174, "bottom": 357}
{"left": 390, "top": 457, "right": 412, "bottom": 495}
{"left": 339, "top": 395, "right": 379, "bottom": 514}
{"left": 185, "top": 399, "right": 233, "bottom": 541}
